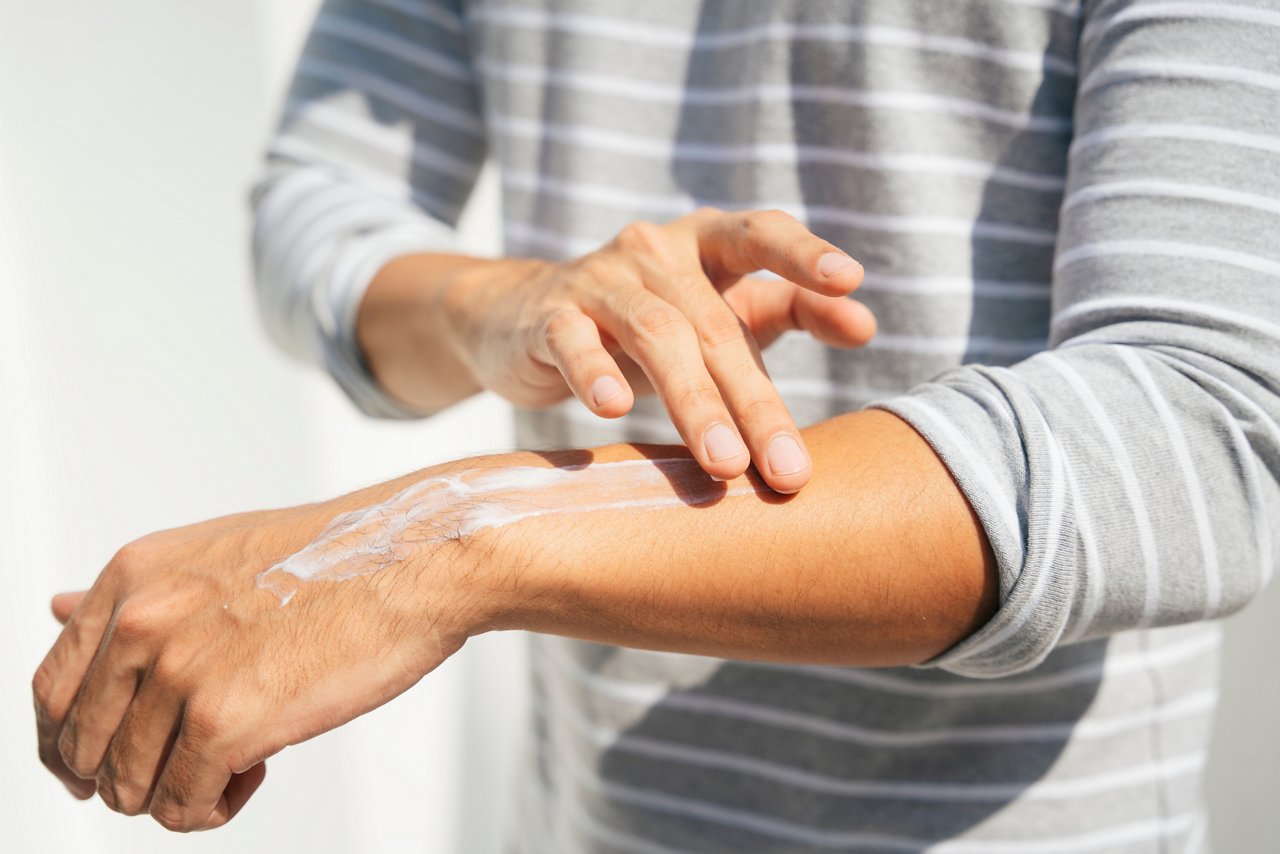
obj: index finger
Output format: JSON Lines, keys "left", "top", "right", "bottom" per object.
{"left": 689, "top": 208, "right": 864, "bottom": 298}
{"left": 33, "top": 571, "right": 122, "bottom": 796}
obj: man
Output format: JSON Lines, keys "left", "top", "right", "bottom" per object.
{"left": 35, "top": 0, "right": 1279, "bottom": 849}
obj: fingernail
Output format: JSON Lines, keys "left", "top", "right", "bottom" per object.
{"left": 590, "top": 376, "right": 623, "bottom": 407}
{"left": 818, "top": 252, "right": 857, "bottom": 277}
{"left": 703, "top": 423, "right": 747, "bottom": 462}
{"left": 766, "top": 434, "right": 809, "bottom": 476}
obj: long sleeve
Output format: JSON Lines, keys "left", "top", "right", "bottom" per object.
{"left": 251, "top": 0, "right": 486, "bottom": 417}
{"left": 875, "top": 0, "right": 1280, "bottom": 678}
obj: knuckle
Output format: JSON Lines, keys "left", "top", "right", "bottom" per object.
{"left": 109, "top": 538, "right": 157, "bottom": 576}
{"left": 108, "top": 784, "right": 148, "bottom": 817}
{"left": 58, "top": 726, "right": 90, "bottom": 778}
{"left": 97, "top": 767, "right": 146, "bottom": 816}
{"left": 184, "top": 694, "right": 236, "bottom": 745}
{"left": 541, "top": 310, "right": 583, "bottom": 347}
{"left": 112, "top": 598, "right": 168, "bottom": 647}
{"left": 691, "top": 205, "right": 725, "bottom": 220}
{"left": 151, "top": 804, "right": 197, "bottom": 833}
{"left": 150, "top": 646, "right": 191, "bottom": 687}
{"left": 567, "top": 253, "right": 611, "bottom": 284}
{"left": 613, "top": 220, "right": 668, "bottom": 257}
{"left": 672, "top": 381, "right": 721, "bottom": 413}
{"left": 31, "top": 662, "right": 55, "bottom": 713}
{"left": 696, "top": 311, "right": 748, "bottom": 351}
{"left": 629, "top": 302, "right": 686, "bottom": 342}
{"left": 743, "top": 209, "right": 793, "bottom": 233}
{"left": 97, "top": 780, "right": 121, "bottom": 812}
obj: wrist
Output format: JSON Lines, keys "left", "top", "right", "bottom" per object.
{"left": 356, "top": 253, "right": 495, "bottom": 412}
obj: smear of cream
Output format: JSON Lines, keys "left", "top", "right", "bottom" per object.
{"left": 257, "top": 458, "right": 760, "bottom": 605}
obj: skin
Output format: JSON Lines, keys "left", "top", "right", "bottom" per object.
{"left": 33, "top": 209, "right": 993, "bottom": 831}
{"left": 357, "top": 208, "right": 876, "bottom": 493}
{"left": 34, "top": 412, "right": 995, "bottom": 831}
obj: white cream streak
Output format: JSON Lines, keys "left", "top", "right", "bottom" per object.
{"left": 257, "top": 458, "right": 762, "bottom": 605}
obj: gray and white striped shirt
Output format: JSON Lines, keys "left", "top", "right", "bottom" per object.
{"left": 252, "top": 0, "right": 1280, "bottom": 850}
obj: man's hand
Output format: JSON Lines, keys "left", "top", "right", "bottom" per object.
{"left": 32, "top": 491, "right": 471, "bottom": 831}
{"left": 358, "top": 207, "right": 875, "bottom": 494}
{"left": 32, "top": 420, "right": 995, "bottom": 832}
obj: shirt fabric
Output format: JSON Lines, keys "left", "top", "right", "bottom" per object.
{"left": 251, "top": 0, "right": 1280, "bottom": 850}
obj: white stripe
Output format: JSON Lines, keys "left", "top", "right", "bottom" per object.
{"left": 311, "top": 13, "right": 472, "bottom": 81}
{"left": 1060, "top": 446, "right": 1105, "bottom": 644}
{"left": 366, "top": 0, "right": 462, "bottom": 33}
{"left": 1005, "top": 0, "right": 1082, "bottom": 14}
{"left": 504, "top": 220, "right": 1054, "bottom": 280}
{"left": 1039, "top": 353, "right": 1162, "bottom": 624}
{"left": 1117, "top": 348, "right": 1222, "bottom": 617}
{"left": 860, "top": 272, "right": 1051, "bottom": 299}
{"left": 1082, "top": 60, "right": 1280, "bottom": 96}
{"left": 544, "top": 641, "right": 1217, "bottom": 748}
{"left": 772, "top": 377, "right": 907, "bottom": 407}
{"left": 493, "top": 114, "right": 1068, "bottom": 190}
{"left": 884, "top": 395, "right": 1025, "bottom": 548}
{"left": 281, "top": 98, "right": 479, "bottom": 178}
{"left": 868, "top": 332, "right": 1047, "bottom": 357}
{"left": 259, "top": 177, "right": 430, "bottom": 279}
{"left": 777, "top": 616, "right": 1220, "bottom": 698}
{"left": 1082, "top": 2, "right": 1280, "bottom": 48}
{"left": 296, "top": 57, "right": 485, "bottom": 135}
{"left": 946, "top": 366, "right": 1071, "bottom": 665}
{"left": 469, "top": 8, "right": 1075, "bottom": 74}
{"left": 482, "top": 60, "right": 1071, "bottom": 131}
{"left": 1051, "top": 295, "right": 1280, "bottom": 344}
{"left": 553, "top": 401, "right": 682, "bottom": 442}
{"left": 1063, "top": 180, "right": 1280, "bottom": 218}
{"left": 1195, "top": 380, "right": 1277, "bottom": 591}
{"left": 501, "top": 170, "right": 1059, "bottom": 245}
{"left": 563, "top": 744, "right": 1197, "bottom": 853}
{"left": 269, "top": 135, "right": 464, "bottom": 220}
{"left": 1071, "top": 122, "right": 1280, "bottom": 157}
{"left": 547, "top": 665, "right": 1207, "bottom": 803}
{"left": 1055, "top": 240, "right": 1280, "bottom": 280}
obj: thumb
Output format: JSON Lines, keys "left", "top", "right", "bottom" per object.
{"left": 50, "top": 591, "right": 88, "bottom": 625}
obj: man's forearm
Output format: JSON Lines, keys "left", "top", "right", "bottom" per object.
{"left": 34, "top": 407, "right": 995, "bottom": 826}
{"left": 429, "top": 408, "right": 997, "bottom": 667}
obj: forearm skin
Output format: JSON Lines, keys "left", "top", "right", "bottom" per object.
{"left": 404, "top": 408, "right": 999, "bottom": 667}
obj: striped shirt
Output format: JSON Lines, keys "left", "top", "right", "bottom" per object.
{"left": 251, "top": 0, "right": 1280, "bottom": 850}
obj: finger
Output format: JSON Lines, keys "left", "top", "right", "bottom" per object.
{"left": 149, "top": 710, "right": 235, "bottom": 832}
{"left": 59, "top": 615, "right": 147, "bottom": 782}
{"left": 792, "top": 288, "right": 878, "bottom": 348}
{"left": 224, "top": 763, "right": 268, "bottom": 823}
{"left": 724, "top": 279, "right": 877, "bottom": 350}
{"left": 52, "top": 591, "right": 89, "bottom": 625}
{"left": 691, "top": 208, "right": 864, "bottom": 297}
{"left": 585, "top": 285, "right": 750, "bottom": 480}
{"left": 534, "top": 309, "right": 635, "bottom": 418}
{"left": 34, "top": 569, "right": 124, "bottom": 797}
{"left": 97, "top": 674, "right": 184, "bottom": 816}
{"left": 640, "top": 262, "right": 813, "bottom": 493}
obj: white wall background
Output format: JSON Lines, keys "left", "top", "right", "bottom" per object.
{"left": 0, "top": 3, "right": 1275, "bottom": 852}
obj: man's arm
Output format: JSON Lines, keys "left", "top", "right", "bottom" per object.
{"left": 466, "top": 409, "right": 995, "bottom": 666}
{"left": 34, "top": 409, "right": 993, "bottom": 831}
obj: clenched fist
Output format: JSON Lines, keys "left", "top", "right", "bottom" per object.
{"left": 32, "top": 476, "right": 477, "bottom": 832}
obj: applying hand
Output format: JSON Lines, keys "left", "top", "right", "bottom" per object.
{"left": 362, "top": 208, "right": 874, "bottom": 494}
